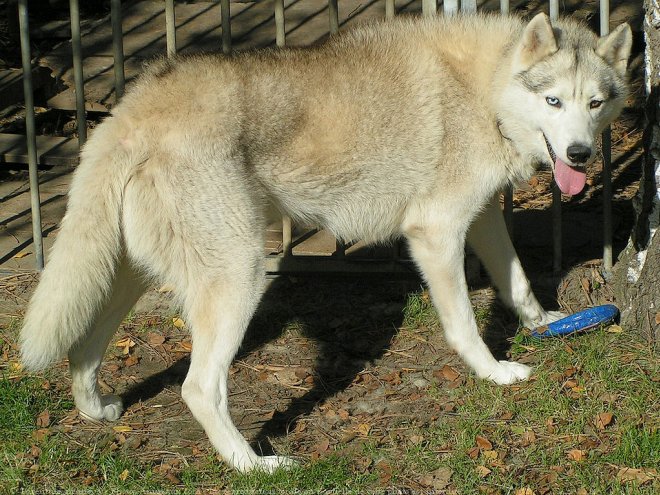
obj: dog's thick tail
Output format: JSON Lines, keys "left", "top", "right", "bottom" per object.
{"left": 20, "top": 117, "right": 139, "bottom": 371}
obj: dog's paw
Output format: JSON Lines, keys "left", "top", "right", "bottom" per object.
{"left": 485, "top": 361, "right": 532, "bottom": 385}
{"left": 524, "top": 310, "right": 567, "bottom": 328}
{"left": 79, "top": 394, "right": 124, "bottom": 421}
{"left": 252, "top": 455, "right": 298, "bottom": 473}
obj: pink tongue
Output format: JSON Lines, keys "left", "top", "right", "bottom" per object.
{"left": 554, "top": 158, "right": 587, "bottom": 195}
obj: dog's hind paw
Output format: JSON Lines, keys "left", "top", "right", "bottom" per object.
{"left": 486, "top": 361, "right": 532, "bottom": 385}
{"left": 78, "top": 394, "right": 124, "bottom": 422}
{"left": 252, "top": 455, "right": 298, "bottom": 473}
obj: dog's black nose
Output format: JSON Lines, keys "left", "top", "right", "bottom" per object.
{"left": 566, "top": 144, "right": 591, "bottom": 164}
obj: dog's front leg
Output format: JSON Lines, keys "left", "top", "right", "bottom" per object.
{"left": 466, "top": 197, "right": 565, "bottom": 327}
{"left": 406, "top": 223, "right": 531, "bottom": 385}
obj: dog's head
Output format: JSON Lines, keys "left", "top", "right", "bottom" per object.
{"left": 501, "top": 13, "right": 632, "bottom": 195}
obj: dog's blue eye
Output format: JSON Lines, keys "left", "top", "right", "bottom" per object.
{"left": 546, "top": 96, "right": 561, "bottom": 108}
{"left": 590, "top": 100, "right": 603, "bottom": 109}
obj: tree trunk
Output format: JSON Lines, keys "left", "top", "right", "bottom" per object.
{"left": 612, "top": 0, "right": 660, "bottom": 343}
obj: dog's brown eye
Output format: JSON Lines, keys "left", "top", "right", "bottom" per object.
{"left": 590, "top": 100, "right": 603, "bottom": 109}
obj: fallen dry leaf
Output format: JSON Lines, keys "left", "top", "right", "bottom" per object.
{"left": 567, "top": 449, "right": 587, "bottom": 462}
{"left": 115, "top": 336, "right": 136, "bottom": 355}
{"left": 419, "top": 466, "right": 453, "bottom": 490}
{"left": 13, "top": 251, "right": 31, "bottom": 259}
{"left": 146, "top": 332, "right": 166, "bottom": 345}
{"left": 124, "top": 354, "right": 139, "bottom": 367}
{"left": 475, "top": 465, "right": 492, "bottom": 478}
{"left": 467, "top": 446, "right": 480, "bottom": 459}
{"left": 315, "top": 438, "right": 330, "bottom": 454}
{"left": 36, "top": 410, "right": 50, "bottom": 428}
{"left": 594, "top": 412, "right": 614, "bottom": 430}
{"left": 515, "top": 488, "right": 535, "bottom": 495}
{"left": 112, "top": 425, "right": 132, "bottom": 433}
{"left": 172, "top": 317, "right": 185, "bottom": 329}
{"left": 521, "top": 430, "right": 537, "bottom": 447}
{"left": 438, "top": 364, "right": 461, "bottom": 381}
{"left": 476, "top": 435, "right": 493, "bottom": 450}
{"left": 32, "top": 428, "right": 50, "bottom": 441}
{"left": 606, "top": 324, "right": 623, "bottom": 333}
{"left": 616, "top": 467, "right": 657, "bottom": 485}
{"left": 356, "top": 423, "right": 371, "bottom": 437}
{"left": 119, "top": 469, "right": 129, "bottom": 481}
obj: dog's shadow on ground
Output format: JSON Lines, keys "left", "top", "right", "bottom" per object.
{"left": 121, "top": 266, "right": 556, "bottom": 454}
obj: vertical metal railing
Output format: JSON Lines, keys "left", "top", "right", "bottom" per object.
{"left": 18, "top": 0, "right": 44, "bottom": 270}
{"left": 165, "top": 0, "right": 177, "bottom": 57}
{"left": 69, "top": 0, "right": 86, "bottom": 147}
{"left": 17, "top": 0, "right": 616, "bottom": 274}
{"left": 600, "top": 0, "right": 613, "bottom": 274}
{"left": 111, "top": 0, "right": 125, "bottom": 101}
{"left": 221, "top": 0, "right": 232, "bottom": 54}
{"left": 549, "top": 0, "right": 562, "bottom": 276}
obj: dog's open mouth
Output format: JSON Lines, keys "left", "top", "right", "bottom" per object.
{"left": 543, "top": 134, "right": 587, "bottom": 196}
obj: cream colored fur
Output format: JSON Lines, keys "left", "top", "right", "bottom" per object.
{"left": 20, "top": 13, "right": 631, "bottom": 473}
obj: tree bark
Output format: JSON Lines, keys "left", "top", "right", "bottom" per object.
{"left": 612, "top": 0, "right": 660, "bottom": 343}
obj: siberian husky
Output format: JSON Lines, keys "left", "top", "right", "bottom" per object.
{"left": 20, "top": 13, "right": 631, "bottom": 472}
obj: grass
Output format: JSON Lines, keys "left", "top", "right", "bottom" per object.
{"left": 1, "top": 291, "right": 658, "bottom": 494}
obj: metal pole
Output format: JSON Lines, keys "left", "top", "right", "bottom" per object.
{"left": 111, "top": 0, "right": 125, "bottom": 101}
{"left": 550, "top": 3, "right": 561, "bottom": 276}
{"left": 503, "top": 188, "right": 514, "bottom": 236}
{"left": 275, "top": 0, "right": 285, "bottom": 47}
{"left": 282, "top": 215, "right": 292, "bottom": 255}
{"left": 443, "top": 0, "right": 457, "bottom": 16}
{"left": 329, "top": 0, "right": 339, "bottom": 35}
{"left": 18, "top": 0, "right": 44, "bottom": 270}
{"left": 549, "top": 0, "right": 559, "bottom": 22}
{"left": 600, "top": 0, "right": 613, "bottom": 272}
{"left": 422, "top": 0, "right": 437, "bottom": 17}
{"left": 385, "top": 0, "right": 395, "bottom": 19}
{"left": 461, "top": 0, "right": 477, "bottom": 13}
{"left": 500, "top": 0, "right": 509, "bottom": 15}
{"left": 221, "top": 0, "right": 232, "bottom": 54}
{"left": 165, "top": 0, "right": 176, "bottom": 57}
{"left": 69, "top": 0, "right": 86, "bottom": 146}
{"left": 274, "top": 0, "right": 290, "bottom": 252}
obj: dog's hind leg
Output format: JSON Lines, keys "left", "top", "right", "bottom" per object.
{"left": 406, "top": 219, "right": 531, "bottom": 385}
{"left": 69, "top": 257, "right": 146, "bottom": 421}
{"left": 179, "top": 255, "right": 296, "bottom": 473}
{"left": 467, "top": 197, "right": 565, "bottom": 327}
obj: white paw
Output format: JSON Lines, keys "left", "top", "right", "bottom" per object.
{"left": 524, "top": 310, "right": 567, "bottom": 328}
{"left": 251, "top": 455, "right": 298, "bottom": 473}
{"left": 485, "top": 361, "right": 532, "bottom": 385}
{"left": 79, "top": 394, "right": 124, "bottom": 421}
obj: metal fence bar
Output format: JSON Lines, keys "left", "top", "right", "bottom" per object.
{"left": 500, "top": 0, "right": 510, "bottom": 15}
{"left": 274, "top": 0, "right": 292, "bottom": 254}
{"left": 600, "top": 0, "right": 613, "bottom": 273}
{"left": 549, "top": 1, "right": 561, "bottom": 275}
{"left": 549, "top": 0, "right": 559, "bottom": 22}
{"left": 329, "top": 0, "right": 339, "bottom": 34}
{"left": 423, "top": 0, "right": 437, "bottom": 17}
{"left": 385, "top": 0, "right": 395, "bottom": 19}
{"left": 111, "top": 0, "right": 125, "bottom": 101}
{"left": 165, "top": 0, "right": 176, "bottom": 57}
{"left": 443, "top": 0, "right": 458, "bottom": 15}
{"left": 221, "top": 0, "right": 232, "bottom": 54}
{"left": 275, "top": 0, "right": 285, "bottom": 47}
{"left": 19, "top": 0, "right": 44, "bottom": 271}
{"left": 461, "top": 0, "right": 477, "bottom": 13}
{"left": 69, "top": 0, "right": 86, "bottom": 146}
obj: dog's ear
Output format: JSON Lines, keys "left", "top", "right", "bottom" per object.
{"left": 596, "top": 23, "right": 633, "bottom": 77}
{"left": 516, "top": 13, "right": 558, "bottom": 70}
